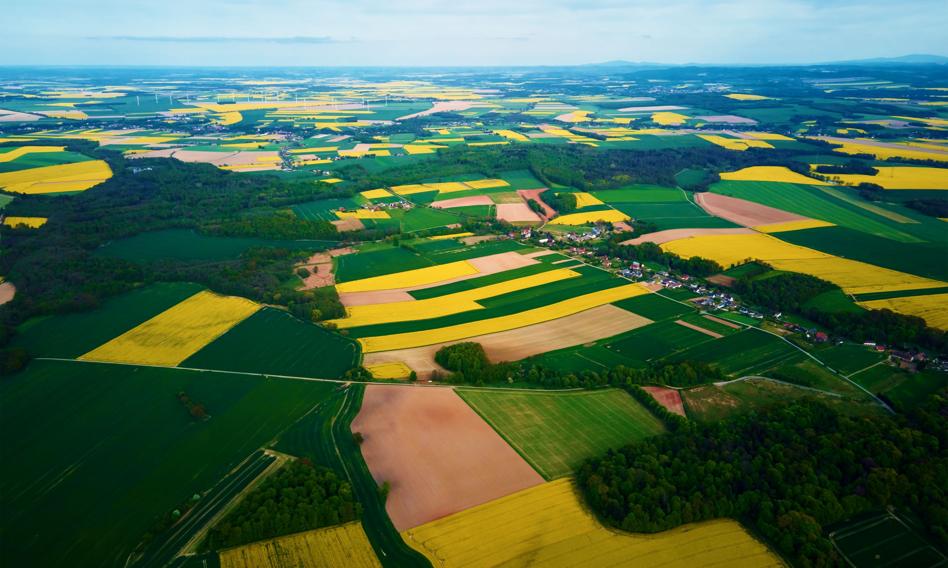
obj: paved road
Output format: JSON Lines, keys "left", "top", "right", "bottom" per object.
{"left": 130, "top": 451, "right": 274, "bottom": 568}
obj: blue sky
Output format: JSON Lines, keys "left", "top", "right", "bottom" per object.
{"left": 2, "top": 0, "right": 946, "bottom": 66}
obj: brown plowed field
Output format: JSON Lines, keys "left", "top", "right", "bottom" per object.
{"left": 429, "top": 195, "right": 494, "bottom": 209}
{"left": 675, "top": 319, "right": 723, "bottom": 339}
{"left": 641, "top": 386, "right": 687, "bottom": 417}
{"left": 496, "top": 203, "right": 541, "bottom": 223}
{"left": 351, "top": 385, "right": 543, "bottom": 531}
{"left": 622, "top": 227, "right": 754, "bottom": 245}
{"left": 695, "top": 193, "right": 807, "bottom": 227}
{"left": 516, "top": 189, "right": 556, "bottom": 219}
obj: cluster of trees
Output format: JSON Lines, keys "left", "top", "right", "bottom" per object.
{"left": 578, "top": 393, "right": 948, "bottom": 567}
{"left": 734, "top": 271, "right": 835, "bottom": 312}
{"left": 205, "top": 211, "right": 337, "bottom": 240}
{"left": 537, "top": 190, "right": 576, "bottom": 213}
{"left": 176, "top": 391, "right": 207, "bottom": 420}
{"left": 205, "top": 459, "right": 359, "bottom": 550}
{"left": 905, "top": 198, "right": 948, "bottom": 219}
{"left": 597, "top": 239, "right": 723, "bottom": 277}
{"left": 812, "top": 161, "right": 879, "bottom": 176}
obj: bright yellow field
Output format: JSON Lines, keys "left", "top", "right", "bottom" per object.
{"left": 359, "top": 283, "right": 649, "bottom": 352}
{"left": 403, "top": 144, "right": 447, "bottom": 155}
{"left": 720, "top": 166, "right": 829, "bottom": 185}
{"left": 827, "top": 167, "right": 948, "bottom": 190}
{"left": 746, "top": 132, "right": 794, "bottom": 141}
{"left": 330, "top": 269, "right": 581, "bottom": 329}
{"left": 336, "top": 260, "right": 480, "bottom": 293}
{"left": 466, "top": 178, "right": 509, "bottom": 190}
{"left": 214, "top": 111, "right": 243, "bottom": 126}
{"left": 825, "top": 139, "right": 948, "bottom": 163}
{"left": 754, "top": 219, "right": 835, "bottom": 233}
{"left": 360, "top": 188, "right": 395, "bottom": 199}
{"left": 365, "top": 362, "right": 413, "bottom": 379}
{"left": 571, "top": 192, "right": 604, "bottom": 208}
{"left": 661, "top": 233, "right": 945, "bottom": 296}
{"left": 79, "top": 291, "right": 260, "bottom": 366}
{"left": 290, "top": 146, "right": 338, "bottom": 154}
{"left": 429, "top": 232, "right": 474, "bottom": 240}
{"left": 0, "top": 145, "right": 64, "bottom": 163}
{"left": 391, "top": 179, "right": 508, "bottom": 195}
{"left": 220, "top": 522, "right": 381, "bottom": 568}
{"left": 0, "top": 160, "right": 113, "bottom": 194}
{"left": 553, "top": 209, "right": 630, "bottom": 226}
{"left": 652, "top": 111, "right": 690, "bottom": 125}
{"left": 2, "top": 216, "right": 48, "bottom": 228}
{"left": 402, "top": 478, "right": 783, "bottom": 568}
{"left": 698, "top": 135, "right": 774, "bottom": 151}
{"left": 335, "top": 209, "right": 391, "bottom": 220}
{"left": 494, "top": 129, "right": 530, "bottom": 142}
{"left": 724, "top": 93, "right": 771, "bottom": 101}
{"left": 860, "top": 293, "right": 948, "bottom": 331}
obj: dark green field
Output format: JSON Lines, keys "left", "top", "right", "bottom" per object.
{"left": 183, "top": 308, "right": 359, "bottom": 378}
{"left": 97, "top": 229, "right": 333, "bottom": 261}
{"left": 606, "top": 320, "right": 714, "bottom": 364}
{"left": 0, "top": 360, "right": 337, "bottom": 568}
{"left": 409, "top": 263, "right": 557, "bottom": 300}
{"left": 457, "top": 388, "right": 665, "bottom": 479}
{"left": 590, "top": 184, "right": 686, "bottom": 203}
{"left": 667, "top": 328, "right": 804, "bottom": 376}
{"left": 334, "top": 246, "right": 434, "bottom": 282}
{"left": 830, "top": 511, "right": 946, "bottom": 568}
{"left": 292, "top": 197, "right": 361, "bottom": 221}
{"left": 393, "top": 207, "right": 462, "bottom": 232}
{"left": 11, "top": 282, "right": 202, "bottom": 358}
{"left": 0, "top": 149, "right": 93, "bottom": 173}
{"left": 814, "top": 343, "right": 886, "bottom": 375}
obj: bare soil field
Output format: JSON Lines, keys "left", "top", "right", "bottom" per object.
{"left": 616, "top": 105, "right": 688, "bottom": 112}
{"left": 0, "top": 109, "right": 41, "bottom": 122}
{"left": 296, "top": 248, "right": 353, "bottom": 289}
{"left": 331, "top": 218, "right": 365, "bottom": 232}
{"left": 516, "top": 189, "right": 555, "bottom": 219}
{"left": 622, "top": 227, "right": 753, "bottom": 245}
{"left": 496, "top": 203, "right": 542, "bottom": 223}
{"left": 396, "top": 101, "right": 482, "bottom": 121}
{"left": 703, "top": 314, "right": 742, "bottom": 329}
{"left": 362, "top": 305, "right": 652, "bottom": 378}
{"left": 641, "top": 386, "right": 687, "bottom": 417}
{"left": 695, "top": 192, "right": 807, "bottom": 227}
{"left": 675, "top": 319, "right": 723, "bottom": 339}
{"left": 706, "top": 274, "right": 737, "bottom": 287}
{"left": 460, "top": 235, "right": 497, "bottom": 245}
{"left": 695, "top": 115, "right": 757, "bottom": 124}
{"left": 0, "top": 282, "right": 15, "bottom": 306}
{"left": 351, "top": 385, "right": 543, "bottom": 530}
{"left": 429, "top": 195, "right": 494, "bottom": 209}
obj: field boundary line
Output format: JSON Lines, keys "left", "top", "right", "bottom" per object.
{"left": 714, "top": 375, "right": 844, "bottom": 398}
{"left": 846, "top": 359, "right": 885, "bottom": 379}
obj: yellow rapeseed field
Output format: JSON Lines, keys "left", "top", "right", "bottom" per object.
{"left": 553, "top": 209, "right": 630, "bottom": 226}
{"left": 465, "top": 179, "right": 509, "bottom": 190}
{"left": 724, "top": 93, "right": 771, "bottom": 100}
{"left": 698, "top": 135, "right": 774, "bottom": 151}
{"left": 0, "top": 160, "right": 113, "bottom": 194}
{"left": 365, "top": 362, "right": 413, "bottom": 380}
{"left": 403, "top": 144, "right": 447, "bottom": 155}
{"left": 214, "top": 111, "right": 243, "bottom": 126}
{"left": 754, "top": 219, "right": 835, "bottom": 233}
{"left": 220, "top": 522, "right": 381, "bottom": 568}
{"left": 2, "top": 216, "right": 48, "bottom": 229}
{"left": 390, "top": 179, "right": 507, "bottom": 195}
{"left": 826, "top": 167, "right": 948, "bottom": 190}
{"left": 79, "top": 291, "right": 260, "bottom": 366}
{"left": 360, "top": 188, "right": 395, "bottom": 199}
{"left": 746, "top": 132, "right": 794, "bottom": 141}
{"left": 571, "top": 192, "right": 604, "bottom": 208}
{"left": 428, "top": 232, "right": 474, "bottom": 240}
{"left": 0, "top": 145, "right": 65, "bottom": 163}
{"left": 720, "top": 166, "right": 829, "bottom": 185}
{"left": 859, "top": 294, "right": 948, "bottom": 330}
{"left": 359, "top": 283, "right": 649, "bottom": 352}
{"left": 651, "top": 112, "right": 690, "bottom": 125}
{"left": 335, "top": 209, "right": 391, "bottom": 220}
{"left": 336, "top": 261, "right": 480, "bottom": 293}
{"left": 494, "top": 129, "right": 530, "bottom": 142}
{"left": 661, "top": 233, "right": 945, "bottom": 296}
{"left": 822, "top": 138, "right": 948, "bottom": 163}
{"left": 330, "top": 269, "right": 581, "bottom": 329}
{"left": 402, "top": 478, "right": 783, "bottom": 568}
{"left": 289, "top": 146, "right": 338, "bottom": 154}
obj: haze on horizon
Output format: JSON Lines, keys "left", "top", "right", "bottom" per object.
{"left": 2, "top": 0, "right": 947, "bottom": 67}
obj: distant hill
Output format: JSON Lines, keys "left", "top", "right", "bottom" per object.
{"left": 824, "top": 54, "right": 948, "bottom": 65}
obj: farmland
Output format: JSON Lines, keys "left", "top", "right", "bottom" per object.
{"left": 457, "top": 388, "right": 666, "bottom": 479}
{"left": 829, "top": 511, "right": 946, "bottom": 568}
{"left": 219, "top": 522, "right": 381, "bottom": 568}
{"left": 402, "top": 479, "right": 783, "bottom": 567}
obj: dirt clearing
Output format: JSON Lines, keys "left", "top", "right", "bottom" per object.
{"left": 706, "top": 274, "right": 737, "bottom": 287}
{"left": 496, "top": 203, "right": 542, "bottom": 223}
{"left": 0, "top": 282, "right": 15, "bottom": 306}
{"left": 695, "top": 192, "right": 808, "bottom": 227}
{"left": 675, "top": 319, "right": 723, "bottom": 338}
{"left": 641, "top": 386, "right": 687, "bottom": 417}
{"left": 351, "top": 385, "right": 543, "bottom": 531}
{"left": 363, "top": 304, "right": 652, "bottom": 379}
{"left": 331, "top": 218, "right": 365, "bottom": 232}
{"left": 396, "top": 101, "right": 482, "bottom": 121}
{"left": 296, "top": 247, "right": 352, "bottom": 289}
{"left": 622, "top": 227, "right": 754, "bottom": 245}
{"left": 516, "top": 189, "right": 555, "bottom": 219}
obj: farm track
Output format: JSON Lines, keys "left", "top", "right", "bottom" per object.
{"left": 130, "top": 451, "right": 275, "bottom": 568}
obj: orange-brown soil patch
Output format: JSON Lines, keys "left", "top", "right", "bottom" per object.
{"left": 703, "top": 314, "right": 741, "bottom": 329}
{"left": 641, "top": 386, "right": 686, "bottom": 417}
{"left": 516, "top": 189, "right": 555, "bottom": 219}
{"left": 622, "top": 227, "right": 754, "bottom": 245}
{"left": 675, "top": 319, "right": 723, "bottom": 339}
{"left": 695, "top": 193, "right": 807, "bottom": 227}
{"left": 0, "top": 282, "right": 15, "bottom": 306}
{"left": 460, "top": 235, "right": 497, "bottom": 245}
{"left": 429, "top": 195, "right": 494, "bottom": 209}
{"left": 351, "top": 385, "right": 544, "bottom": 531}
{"left": 331, "top": 218, "right": 365, "bottom": 232}
{"left": 396, "top": 101, "right": 481, "bottom": 121}
{"left": 706, "top": 274, "right": 737, "bottom": 287}
{"left": 496, "top": 203, "right": 541, "bottom": 223}
{"left": 362, "top": 305, "right": 652, "bottom": 379}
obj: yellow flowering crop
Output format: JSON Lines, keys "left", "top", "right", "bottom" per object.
{"left": 336, "top": 260, "right": 480, "bottom": 293}
{"left": 221, "top": 522, "right": 380, "bottom": 568}
{"left": 0, "top": 160, "right": 113, "bottom": 194}
{"left": 724, "top": 93, "right": 771, "bottom": 100}
{"left": 553, "top": 209, "right": 630, "bottom": 226}
{"left": 699, "top": 135, "right": 774, "bottom": 151}
{"left": 651, "top": 112, "right": 690, "bottom": 125}
{"left": 336, "top": 209, "right": 390, "bottom": 220}
{"left": 859, "top": 293, "right": 948, "bottom": 330}
{"left": 720, "top": 166, "right": 829, "bottom": 185}
{"left": 571, "top": 192, "right": 604, "bottom": 208}
{"left": 364, "top": 362, "right": 413, "bottom": 380}
{"left": 360, "top": 188, "right": 395, "bottom": 199}
{"left": 79, "top": 291, "right": 260, "bottom": 366}
{"left": 0, "top": 145, "right": 65, "bottom": 163}
{"left": 827, "top": 167, "right": 948, "bottom": 190}
{"left": 2, "top": 216, "right": 48, "bottom": 229}
{"left": 754, "top": 219, "right": 835, "bottom": 233}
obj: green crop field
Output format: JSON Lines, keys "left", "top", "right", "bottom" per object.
{"left": 710, "top": 181, "right": 920, "bottom": 242}
{"left": 498, "top": 169, "right": 544, "bottom": 189}
{"left": 814, "top": 343, "right": 885, "bottom": 375}
{"left": 0, "top": 360, "right": 337, "bottom": 568}
{"left": 334, "top": 246, "right": 434, "bottom": 282}
{"left": 0, "top": 149, "right": 93, "bottom": 173}
{"left": 590, "top": 185, "right": 686, "bottom": 203}
{"left": 11, "top": 282, "right": 203, "bottom": 358}
{"left": 829, "top": 511, "right": 946, "bottom": 568}
{"left": 396, "top": 207, "right": 461, "bottom": 232}
{"left": 605, "top": 320, "right": 714, "bottom": 363}
{"left": 457, "top": 388, "right": 665, "bottom": 479}
{"left": 183, "top": 308, "right": 359, "bottom": 378}
{"left": 292, "top": 197, "right": 361, "bottom": 221}
{"left": 668, "top": 328, "right": 804, "bottom": 376}
{"left": 613, "top": 201, "right": 708, "bottom": 219}
{"left": 613, "top": 293, "right": 695, "bottom": 321}
{"left": 97, "top": 229, "right": 333, "bottom": 261}
{"left": 409, "top": 263, "right": 556, "bottom": 300}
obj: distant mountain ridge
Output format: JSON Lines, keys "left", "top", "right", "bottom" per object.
{"left": 583, "top": 54, "right": 948, "bottom": 68}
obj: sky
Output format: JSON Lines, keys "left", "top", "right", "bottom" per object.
{"left": 2, "top": 0, "right": 947, "bottom": 67}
